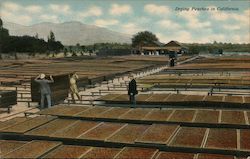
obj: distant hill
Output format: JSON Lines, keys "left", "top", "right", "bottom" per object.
{"left": 3, "top": 21, "right": 131, "bottom": 45}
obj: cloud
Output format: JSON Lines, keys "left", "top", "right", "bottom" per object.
{"left": 2, "top": 2, "right": 21, "bottom": 11}
{"left": 178, "top": 11, "right": 211, "bottom": 29}
{"left": 25, "top": 5, "right": 42, "bottom": 13}
{"left": 198, "top": 33, "right": 226, "bottom": 43}
{"left": 40, "top": 14, "right": 59, "bottom": 22}
{"left": 157, "top": 30, "right": 193, "bottom": 43}
{"left": 144, "top": 4, "right": 170, "bottom": 15}
{"left": 122, "top": 23, "right": 143, "bottom": 35}
{"left": 210, "top": 7, "right": 250, "bottom": 25}
{"left": 157, "top": 20, "right": 181, "bottom": 29}
{"left": 1, "top": 9, "right": 32, "bottom": 25}
{"left": 109, "top": 4, "right": 132, "bottom": 16}
{"left": 211, "top": 11, "right": 229, "bottom": 21}
{"left": 94, "top": 19, "right": 119, "bottom": 27}
{"left": 49, "top": 4, "right": 71, "bottom": 15}
{"left": 156, "top": 29, "right": 227, "bottom": 44}
{"left": 222, "top": 24, "right": 241, "bottom": 30}
{"left": 78, "top": 6, "right": 102, "bottom": 18}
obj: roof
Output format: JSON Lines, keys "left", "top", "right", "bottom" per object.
{"left": 165, "top": 40, "right": 183, "bottom": 47}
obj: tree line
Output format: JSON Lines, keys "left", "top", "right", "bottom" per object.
{"left": 131, "top": 31, "right": 250, "bottom": 54}
{"left": 1, "top": 18, "right": 249, "bottom": 56}
{"left": 186, "top": 42, "right": 250, "bottom": 54}
{"left": 0, "top": 18, "right": 63, "bottom": 54}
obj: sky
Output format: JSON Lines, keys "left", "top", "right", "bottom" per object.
{"left": 0, "top": 0, "right": 249, "bottom": 43}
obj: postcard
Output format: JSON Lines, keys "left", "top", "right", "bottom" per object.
{"left": 0, "top": 0, "right": 249, "bottom": 158}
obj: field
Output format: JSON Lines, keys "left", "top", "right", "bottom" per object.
{"left": 1, "top": 55, "right": 250, "bottom": 158}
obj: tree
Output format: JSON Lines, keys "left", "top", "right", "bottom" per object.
{"left": 48, "top": 31, "right": 55, "bottom": 42}
{"left": 132, "top": 31, "right": 158, "bottom": 47}
{"left": 0, "top": 18, "right": 3, "bottom": 29}
{"left": 81, "top": 45, "right": 86, "bottom": 52}
{"left": 35, "top": 33, "right": 39, "bottom": 39}
{"left": 47, "top": 31, "right": 63, "bottom": 53}
{"left": 0, "top": 18, "right": 10, "bottom": 53}
{"left": 69, "top": 46, "right": 73, "bottom": 53}
{"left": 64, "top": 48, "right": 68, "bottom": 57}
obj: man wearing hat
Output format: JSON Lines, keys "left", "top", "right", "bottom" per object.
{"left": 35, "top": 73, "right": 54, "bottom": 109}
{"left": 69, "top": 72, "right": 81, "bottom": 103}
{"left": 128, "top": 73, "right": 138, "bottom": 108}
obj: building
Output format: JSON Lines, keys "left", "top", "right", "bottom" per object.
{"left": 133, "top": 40, "right": 188, "bottom": 57}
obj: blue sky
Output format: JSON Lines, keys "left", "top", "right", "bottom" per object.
{"left": 0, "top": 0, "right": 249, "bottom": 43}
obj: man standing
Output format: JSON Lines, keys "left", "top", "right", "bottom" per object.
{"left": 69, "top": 72, "right": 81, "bottom": 103}
{"left": 35, "top": 73, "right": 54, "bottom": 109}
{"left": 128, "top": 74, "right": 138, "bottom": 107}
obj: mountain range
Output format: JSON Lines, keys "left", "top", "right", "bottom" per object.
{"left": 3, "top": 21, "right": 131, "bottom": 45}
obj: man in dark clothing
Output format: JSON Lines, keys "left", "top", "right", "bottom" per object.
{"left": 35, "top": 73, "right": 54, "bottom": 109}
{"left": 128, "top": 74, "right": 138, "bottom": 107}
{"left": 170, "top": 58, "right": 175, "bottom": 67}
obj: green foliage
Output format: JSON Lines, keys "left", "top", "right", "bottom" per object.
{"left": 0, "top": 18, "right": 3, "bottom": 29}
{"left": 47, "top": 31, "right": 64, "bottom": 53}
{"left": 48, "top": 31, "right": 55, "bottom": 42}
{"left": 72, "top": 51, "right": 77, "bottom": 56}
{"left": 35, "top": 33, "right": 39, "bottom": 39}
{"left": 185, "top": 43, "right": 250, "bottom": 54}
{"left": 132, "top": 31, "right": 158, "bottom": 47}
{"left": 65, "top": 43, "right": 131, "bottom": 53}
{"left": 0, "top": 21, "right": 64, "bottom": 54}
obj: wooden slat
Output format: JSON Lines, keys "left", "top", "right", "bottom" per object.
{"left": 136, "top": 94, "right": 153, "bottom": 102}
{"left": 0, "top": 140, "right": 27, "bottom": 156}
{"left": 240, "top": 129, "right": 250, "bottom": 151}
{"left": 170, "top": 127, "right": 206, "bottom": 148}
{"left": 165, "top": 94, "right": 187, "bottom": 102}
{"left": 79, "top": 122, "right": 125, "bottom": 141}
{"left": 38, "top": 105, "right": 72, "bottom": 115}
{"left": 247, "top": 112, "right": 250, "bottom": 124}
{"left": 184, "top": 95, "right": 205, "bottom": 102}
{"left": 81, "top": 147, "right": 121, "bottom": 159}
{"left": 143, "top": 109, "right": 173, "bottom": 121}
{"left": 112, "top": 94, "right": 129, "bottom": 102}
{"left": 0, "top": 117, "right": 29, "bottom": 130}
{"left": 221, "top": 111, "right": 245, "bottom": 125}
{"left": 1, "top": 116, "right": 56, "bottom": 133}
{"left": 107, "top": 124, "right": 149, "bottom": 144}
{"left": 3, "top": 140, "right": 61, "bottom": 158}
{"left": 25, "top": 119, "right": 77, "bottom": 136}
{"left": 244, "top": 96, "right": 250, "bottom": 104}
{"left": 224, "top": 96, "right": 243, "bottom": 104}
{"left": 136, "top": 124, "right": 178, "bottom": 144}
{"left": 168, "top": 110, "right": 195, "bottom": 122}
{"left": 194, "top": 110, "right": 219, "bottom": 123}
{"left": 42, "top": 145, "right": 91, "bottom": 158}
{"left": 54, "top": 106, "right": 90, "bottom": 116}
{"left": 205, "top": 128, "right": 237, "bottom": 150}
{"left": 51, "top": 121, "right": 100, "bottom": 138}
{"left": 119, "top": 108, "right": 152, "bottom": 120}
{"left": 96, "top": 107, "right": 130, "bottom": 118}
{"left": 156, "top": 152, "right": 195, "bottom": 159}
{"left": 204, "top": 96, "right": 223, "bottom": 102}
{"left": 97, "top": 94, "right": 122, "bottom": 101}
{"left": 75, "top": 106, "right": 110, "bottom": 118}
{"left": 115, "top": 147, "right": 158, "bottom": 159}
{"left": 197, "top": 153, "right": 234, "bottom": 159}
{"left": 146, "top": 94, "right": 170, "bottom": 102}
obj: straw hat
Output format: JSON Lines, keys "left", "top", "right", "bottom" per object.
{"left": 40, "top": 73, "right": 46, "bottom": 79}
